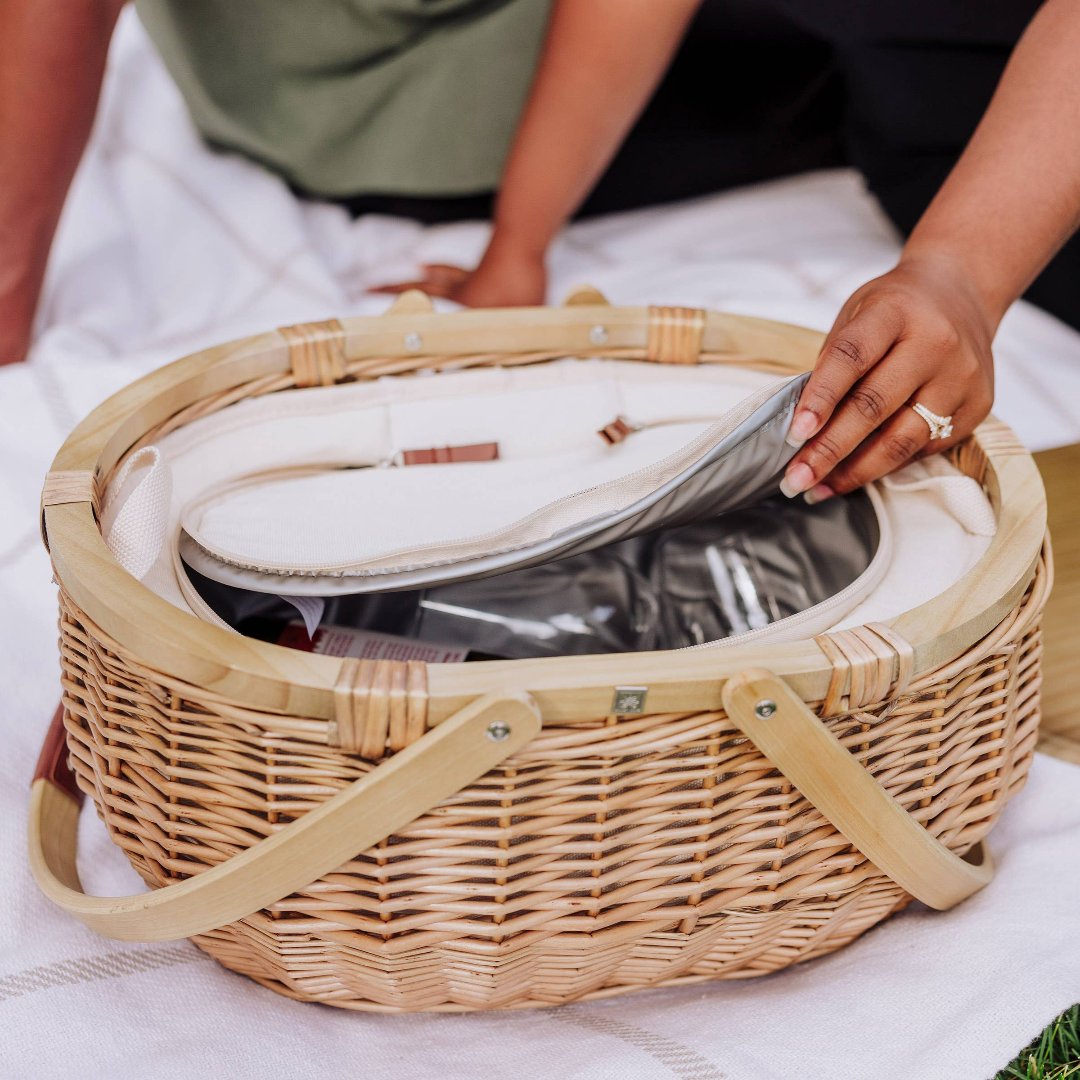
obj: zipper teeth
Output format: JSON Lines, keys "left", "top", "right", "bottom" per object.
{"left": 682, "top": 484, "right": 892, "bottom": 650}
{"left": 188, "top": 376, "right": 797, "bottom": 578}
{"left": 172, "top": 537, "right": 235, "bottom": 631}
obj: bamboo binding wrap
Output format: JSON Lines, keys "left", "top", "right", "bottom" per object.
{"left": 31, "top": 294, "right": 1049, "bottom": 1012}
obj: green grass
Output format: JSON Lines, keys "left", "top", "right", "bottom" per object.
{"left": 996, "top": 1006, "right": 1080, "bottom": 1079}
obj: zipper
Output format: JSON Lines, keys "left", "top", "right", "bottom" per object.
{"left": 172, "top": 535, "right": 236, "bottom": 631}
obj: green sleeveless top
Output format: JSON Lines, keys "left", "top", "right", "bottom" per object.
{"left": 135, "top": 0, "right": 551, "bottom": 198}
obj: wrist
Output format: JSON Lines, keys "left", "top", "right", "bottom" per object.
{"left": 899, "top": 231, "right": 1021, "bottom": 329}
{"left": 896, "top": 241, "right": 1010, "bottom": 330}
{"left": 486, "top": 214, "right": 556, "bottom": 264}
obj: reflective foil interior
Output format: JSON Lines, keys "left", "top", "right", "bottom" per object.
{"left": 186, "top": 489, "right": 880, "bottom": 658}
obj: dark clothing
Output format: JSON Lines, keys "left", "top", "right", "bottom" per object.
{"left": 336, "top": 0, "right": 1079, "bottom": 328}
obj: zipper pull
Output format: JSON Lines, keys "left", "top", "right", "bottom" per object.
{"left": 598, "top": 413, "right": 722, "bottom": 445}
{"left": 597, "top": 416, "right": 641, "bottom": 445}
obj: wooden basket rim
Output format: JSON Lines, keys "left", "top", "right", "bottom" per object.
{"left": 41, "top": 302, "right": 1047, "bottom": 723}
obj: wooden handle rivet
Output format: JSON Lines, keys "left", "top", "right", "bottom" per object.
{"left": 589, "top": 325, "right": 609, "bottom": 346}
{"left": 754, "top": 699, "right": 778, "bottom": 720}
{"left": 486, "top": 720, "right": 512, "bottom": 742}
{"left": 404, "top": 332, "right": 423, "bottom": 353}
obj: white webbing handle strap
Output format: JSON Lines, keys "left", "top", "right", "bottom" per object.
{"left": 28, "top": 693, "right": 542, "bottom": 942}
{"left": 722, "top": 669, "right": 993, "bottom": 910}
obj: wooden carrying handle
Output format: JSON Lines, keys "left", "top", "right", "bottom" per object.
{"left": 28, "top": 694, "right": 542, "bottom": 942}
{"left": 722, "top": 669, "right": 993, "bottom": 910}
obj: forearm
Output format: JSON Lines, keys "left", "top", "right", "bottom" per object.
{"left": 902, "top": 0, "right": 1080, "bottom": 325}
{"left": 0, "top": 0, "right": 123, "bottom": 341}
{"left": 491, "top": 0, "right": 701, "bottom": 257}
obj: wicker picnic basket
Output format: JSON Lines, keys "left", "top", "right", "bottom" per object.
{"left": 30, "top": 293, "right": 1050, "bottom": 1012}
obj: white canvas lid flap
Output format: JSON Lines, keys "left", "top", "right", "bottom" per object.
{"left": 179, "top": 374, "right": 809, "bottom": 594}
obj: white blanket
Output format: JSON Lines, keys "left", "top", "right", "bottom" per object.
{"left": 1, "top": 12, "right": 1078, "bottom": 1079}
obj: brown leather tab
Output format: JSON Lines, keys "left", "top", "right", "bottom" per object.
{"left": 401, "top": 442, "right": 499, "bottom": 466}
{"left": 598, "top": 417, "right": 635, "bottom": 446}
{"left": 562, "top": 284, "right": 611, "bottom": 307}
{"left": 32, "top": 704, "right": 84, "bottom": 804}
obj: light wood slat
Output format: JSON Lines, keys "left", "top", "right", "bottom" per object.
{"left": 1034, "top": 442, "right": 1080, "bottom": 764}
{"left": 722, "top": 670, "right": 993, "bottom": 910}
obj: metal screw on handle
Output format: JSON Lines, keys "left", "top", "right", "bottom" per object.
{"left": 754, "top": 699, "right": 778, "bottom": 720}
{"left": 486, "top": 720, "right": 512, "bottom": 742}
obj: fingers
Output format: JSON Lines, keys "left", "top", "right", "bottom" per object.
{"left": 781, "top": 340, "right": 933, "bottom": 498}
{"left": 788, "top": 298, "right": 906, "bottom": 446}
{"left": 421, "top": 264, "right": 470, "bottom": 286}
{"left": 802, "top": 391, "right": 962, "bottom": 502}
{"left": 369, "top": 280, "right": 434, "bottom": 296}
{"left": 369, "top": 264, "right": 469, "bottom": 297}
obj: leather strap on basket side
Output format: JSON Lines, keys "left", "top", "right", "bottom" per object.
{"left": 815, "top": 622, "right": 914, "bottom": 717}
{"left": 32, "top": 704, "right": 84, "bottom": 805}
{"left": 332, "top": 659, "right": 428, "bottom": 759}
{"left": 646, "top": 306, "right": 705, "bottom": 364}
{"left": 279, "top": 318, "right": 347, "bottom": 388}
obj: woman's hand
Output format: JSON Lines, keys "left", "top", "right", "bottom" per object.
{"left": 780, "top": 252, "right": 997, "bottom": 504}
{"left": 375, "top": 0, "right": 700, "bottom": 310}
{"left": 371, "top": 240, "right": 546, "bottom": 307}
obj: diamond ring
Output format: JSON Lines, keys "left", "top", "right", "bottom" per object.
{"left": 912, "top": 402, "right": 954, "bottom": 440}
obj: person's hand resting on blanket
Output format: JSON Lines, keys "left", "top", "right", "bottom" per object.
{"left": 380, "top": 0, "right": 1080, "bottom": 495}
{"left": 374, "top": 1, "right": 702, "bottom": 308}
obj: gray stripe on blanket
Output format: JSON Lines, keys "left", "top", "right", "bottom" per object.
{"left": 553, "top": 1006, "right": 726, "bottom": 1080}
{"left": 0, "top": 945, "right": 208, "bottom": 1003}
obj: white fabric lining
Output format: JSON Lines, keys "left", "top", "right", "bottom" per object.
{"left": 178, "top": 369, "right": 807, "bottom": 581}
{"left": 100, "top": 357, "right": 995, "bottom": 651}
{"left": 106, "top": 358, "right": 782, "bottom": 613}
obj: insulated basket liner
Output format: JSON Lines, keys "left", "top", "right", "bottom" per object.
{"left": 180, "top": 372, "right": 809, "bottom": 594}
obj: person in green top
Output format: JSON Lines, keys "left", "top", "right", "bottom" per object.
{"left": 135, "top": 0, "right": 551, "bottom": 200}
{"left": 1, "top": 0, "right": 1079, "bottom": 505}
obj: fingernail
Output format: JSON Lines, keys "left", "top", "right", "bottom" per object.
{"left": 779, "top": 462, "right": 815, "bottom": 498}
{"left": 803, "top": 484, "right": 834, "bottom": 506}
{"left": 785, "top": 409, "right": 819, "bottom": 448}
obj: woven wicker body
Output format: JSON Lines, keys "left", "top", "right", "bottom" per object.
{"left": 32, "top": 296, "right": 1049, "bottom": 1012}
